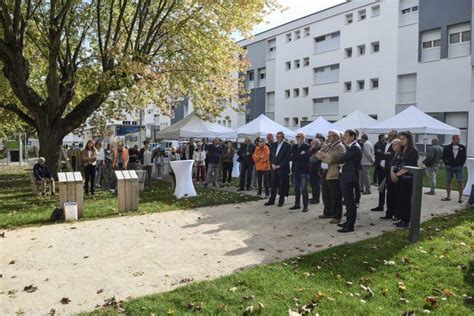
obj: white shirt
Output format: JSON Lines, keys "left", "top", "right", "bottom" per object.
{"left": 453, "top": 145, "right": 459, "bottom": 159}
{"left": 380, "top": 141, "right": 392, "bottom": 168}
{"left": 97, "top": 148, "right": 105, "bottom": 161}
{"left": 143, "top": 149, "right": 152, "bottom": 166}
{"left": 276, "top": 142, "right": 283, "bottom": 156}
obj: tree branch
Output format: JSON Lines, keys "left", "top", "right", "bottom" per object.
{"left": 0, "top": 102, "right": 37, "bottom": 128}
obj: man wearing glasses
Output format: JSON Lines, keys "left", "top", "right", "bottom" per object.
{"left": 265, "top": 131, "right": 291, "bottom": 207}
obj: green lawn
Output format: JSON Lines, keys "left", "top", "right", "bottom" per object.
{"left": 0, "top": 166, "right": 258, "bottom": 229}
{"left": 87, "top": 209, "right": 474, "bottom": 316}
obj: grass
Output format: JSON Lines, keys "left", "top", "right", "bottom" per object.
{"left": 0, "top": 166, "right": 258, "bottom": 229}
{"left": 88, "top": 209, "right": 474, "bottom": 316}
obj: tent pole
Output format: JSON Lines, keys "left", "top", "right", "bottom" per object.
{"left": 423, "top": 133, "right": 427, "bottom": 155}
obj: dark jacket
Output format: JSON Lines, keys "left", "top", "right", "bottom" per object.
{"left": 374, "top": 140, "right": 387, "bottom": 168}
{"left": 237, "top": 143, "right": 256, "bottom": 165}
{"left": 442, "top": 143, "right": 467, "bottom": 168}
{"left": 336, "top": 142, "right": 362, "bottom": 183}
{"left": 207, "top": 144, "right": 222, "bottom": 164}
{"left": 270, "top": 141, "right": 291, "bottom": 172}
{"left": 128, "top": 148, "right": 140, "bottom": 163}
{"left": 423, "top": 144, "right": 443, "bottom": 167}
{"left": 221, "top": 148, "right": 235, "bottom": 163}
{"left": 290, "top": 143, "right": 310, "bottom": 174}
{"left": 33, "top": 163, "right": 52, "bottom": 181}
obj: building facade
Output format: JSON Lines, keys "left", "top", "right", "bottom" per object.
{"left": 237, "top": 0, "right": 473, "bottom": 155}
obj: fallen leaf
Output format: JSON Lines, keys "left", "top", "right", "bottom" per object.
{"left": 23, "top": 285, "right": 38, "bottom": 293}
{"left": 426, "top": 296, "right": 439, "bottom": 309}
{"left": 442, "top": 289, "right": 456, "bottom": 297}
{"left": 15, "top": 308, "right": 24, "bottom": 315}
{"left": 60, "top": 297, "right": 71, "bottom": 304}
{"left": 398, "top": 282, "right": 407, "bottom": 292}
{"left": 228, "top": 287, "right": 238, "bottom": 292}
{"left": 243, "top": 295, "right": 255, "bottom": 301}
{"left": 0, "top": 232, "right": 5, "bottom": 238}
{"left": 96, "top": 289, "right": 104, "bottom": 294}
{"left": 179, "top": 277, "right": 194, "bottom": 284}
{"left": 9, "top": 260, "right": 16, "bottom": 265}
{"left": 400, "top": 297, "right": 410, "bottom": 304}
{"left": 48, "top": 308, "right": 56, "bottom": 315}
{"left": 132, "top": 271, "right": 144, "bottom": 277}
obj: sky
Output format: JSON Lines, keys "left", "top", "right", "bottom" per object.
{"left": 240, "top": 0, "right": 346, "bottom": 39}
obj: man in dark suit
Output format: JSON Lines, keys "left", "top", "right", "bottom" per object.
{"left": 237, "top": 137, "right": 256, "bottom": 191}
{"left": 336, "top": 129, "right": 362, "bottom": 233}
{"left": 373, "top": 134, "right": 386, "bottom": 184}
{"left": 371, "top": 130, "right": 397, "bottom": 212}
{"left": 290, "top": 132, "right": 311, "bottom": 212}
{"left": 265, "top": 131, "right": 291, "bottom": 207}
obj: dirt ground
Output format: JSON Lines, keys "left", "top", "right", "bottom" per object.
{"left": 0, "top": 189, "right": 465, "bottom": 315}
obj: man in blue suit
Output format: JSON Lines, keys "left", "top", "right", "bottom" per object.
{"left": 265, "top": 131, "right": 291, "bottom": 207}
{"left": 336, "top": 129, "right": 362, "bottom": 233}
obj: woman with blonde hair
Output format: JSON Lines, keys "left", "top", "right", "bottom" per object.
{"left": 81, "top": 140, "right": 98, "bottom": 195}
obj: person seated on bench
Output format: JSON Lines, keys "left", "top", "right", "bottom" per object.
{"left": 33, "top": 157, "right": 55, "bottom": 195}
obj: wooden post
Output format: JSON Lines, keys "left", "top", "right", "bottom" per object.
{"left": 58, "top": 172, "right": 84, "bottom": 218}
{"left": 402, "top": 166, "right": 424, "bottom": 243}
{"left": 116, "top": 170, "right": 139, "bottom": 212}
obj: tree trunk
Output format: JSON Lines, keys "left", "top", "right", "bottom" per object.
{"left": 38, "top": 127, "right": 67, "bottom": 179}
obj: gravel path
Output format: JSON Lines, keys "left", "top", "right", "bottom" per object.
{"left": 0, "top": 189, "right": 465, "bottom": 315}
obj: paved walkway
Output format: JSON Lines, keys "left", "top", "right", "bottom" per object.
{"left": 0, "top": 189, "right": 466, "bottom": 315}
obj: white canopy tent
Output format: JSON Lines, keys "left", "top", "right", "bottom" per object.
{"left": 236, "top": 114, "right": 297, "bottom": 139}
{"left": 364, "top": 106, "right": 460, "bottom": 135}
{"left": 297, "top": 117, "right": 335, "bottom": 137}
{"left": 365, "top": 106, "right": 460, "bottom": 152}
{"left": 333, "top": 109, "right": 378, "bottom": 133}
{"left": 155, "top": 112, "right": 237, "bottom": 140}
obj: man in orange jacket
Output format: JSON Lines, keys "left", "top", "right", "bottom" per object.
{"left": 252, "top": 138, "right": 271, "bottom": 198}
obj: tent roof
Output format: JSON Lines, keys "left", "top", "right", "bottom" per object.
{"left": 297, "top": 117, "right": 335, "bottom": 137}
{"left": 364, "top": 106, "right": 460, "bottom": 135}
{"left": 333, "top": 109, "right": 378, "bottom": 132}
{"left": 236, "top": 114, "right": 296, "bottom": 139}
{"left": 155, "top": 112, "right": 237, "bottom": 139}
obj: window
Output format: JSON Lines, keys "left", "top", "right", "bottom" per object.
{"left": 401, "top": 8, "right": 410, "bottom": 14}
{"left": 344, "top": 81, "right": 352, "bottom": 92}
{"left": 450, "top": 33, "right": 460, "bottom": 44}
{"left": 433, "top": 39, "right": 441, "bottom": 47}
{"left": 357, "top": 44, "right": 366, "bottom": 56}
{"left": 411, "top": 6, "right": 418, "bottom": 12}
{"left": 294, "top": 59, "right": 300, "bottom": 69}
{"left": 267, "top": 39, "right": 276, "bottom": 59}
{"left": 358, "top": 9, "right": 366, "bottom": 21}
{"left": 357, "top": 80, "right": 365, "bottom": 90}
{"left": 248, "top": 71, "right": 254, "bottom": 81}
{"left": 346, "top": 13, "right": 353, "bottom": 24}
{"left": 345, "top": 47, "right": 353, "bottom": 58}
{"left": 448, "top": 23, "right": 471, "bottom": 58}
{"left": 266, "top": 92, "right": 275, "bottom": 113}
{"left": 370, "top": 78, "right": 379, "bottom": 89}
{"left": 397, "top": 73, "right": 417, "bottom": 104}
{"left": 422, "top": 41, "right": 432, "bottom": 49}
{"left": 295, "top": 30, "right": 301, "bottom": 40}
{"left": 293, "top": 117, "right": 299, "bottom": 127}
{"left": 284, "top": 90, "right": 290, "bottom": 98}
{"left": 259, "top": 72, "right": 266, "bottom": 80}
{"left": 302, "top": 117, "right": 308, "bottom": 122}
{"left": 371, "top": 5, "right": 380, "bottom": 17}
{"left": 314, "top": 63, "right": 339, "bottom": 85}
{"left": 293, "top": 88, "right": 300, "bottom": 98}
{"left": 286, "top": 33, "right": 292, "bottom": 42}
{"left": 371, "top": 41, "right": 380, "bottom": 53}
{"left": 314, "top": 31, "right": 340, "bottom": 54}
{"left": 304, "top": 27, "right": 310, "bottom": 37}
{"left": 302, "top": 87, "right": 309, "bottom": 97}
{"left": 313, "top": 97, "right": 339, "bottom": 115}
{"left": 284, "top": 117, "right": 290, "bottom": 127}
{"left": 285, "top": 61, "right": 291, "bottom": 71}
{"left": 303, "top": 57, "right": 310, "bottom": 67}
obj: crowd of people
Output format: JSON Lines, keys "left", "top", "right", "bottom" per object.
{"left": 32, "top": 131, "right": 468, "bottom": 230}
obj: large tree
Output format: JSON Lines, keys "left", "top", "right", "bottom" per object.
{"left": 0, "top": 0, "right": 277, "bottom": 174}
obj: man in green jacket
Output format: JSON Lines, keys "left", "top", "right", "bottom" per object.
{"left": 423, "top": 138, "right": 443, "bottom": 195}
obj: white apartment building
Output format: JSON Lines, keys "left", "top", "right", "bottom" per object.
{"left": 234, "top": 0, "right": 473, "bottom": 155}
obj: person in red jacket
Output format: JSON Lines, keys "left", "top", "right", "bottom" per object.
{"left": 252, "top": 138, "right": 270, "bottom": 198}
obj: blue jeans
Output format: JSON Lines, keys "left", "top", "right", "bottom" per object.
{"left": 293, "top": 173, "right": 309, "bottom": 208}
